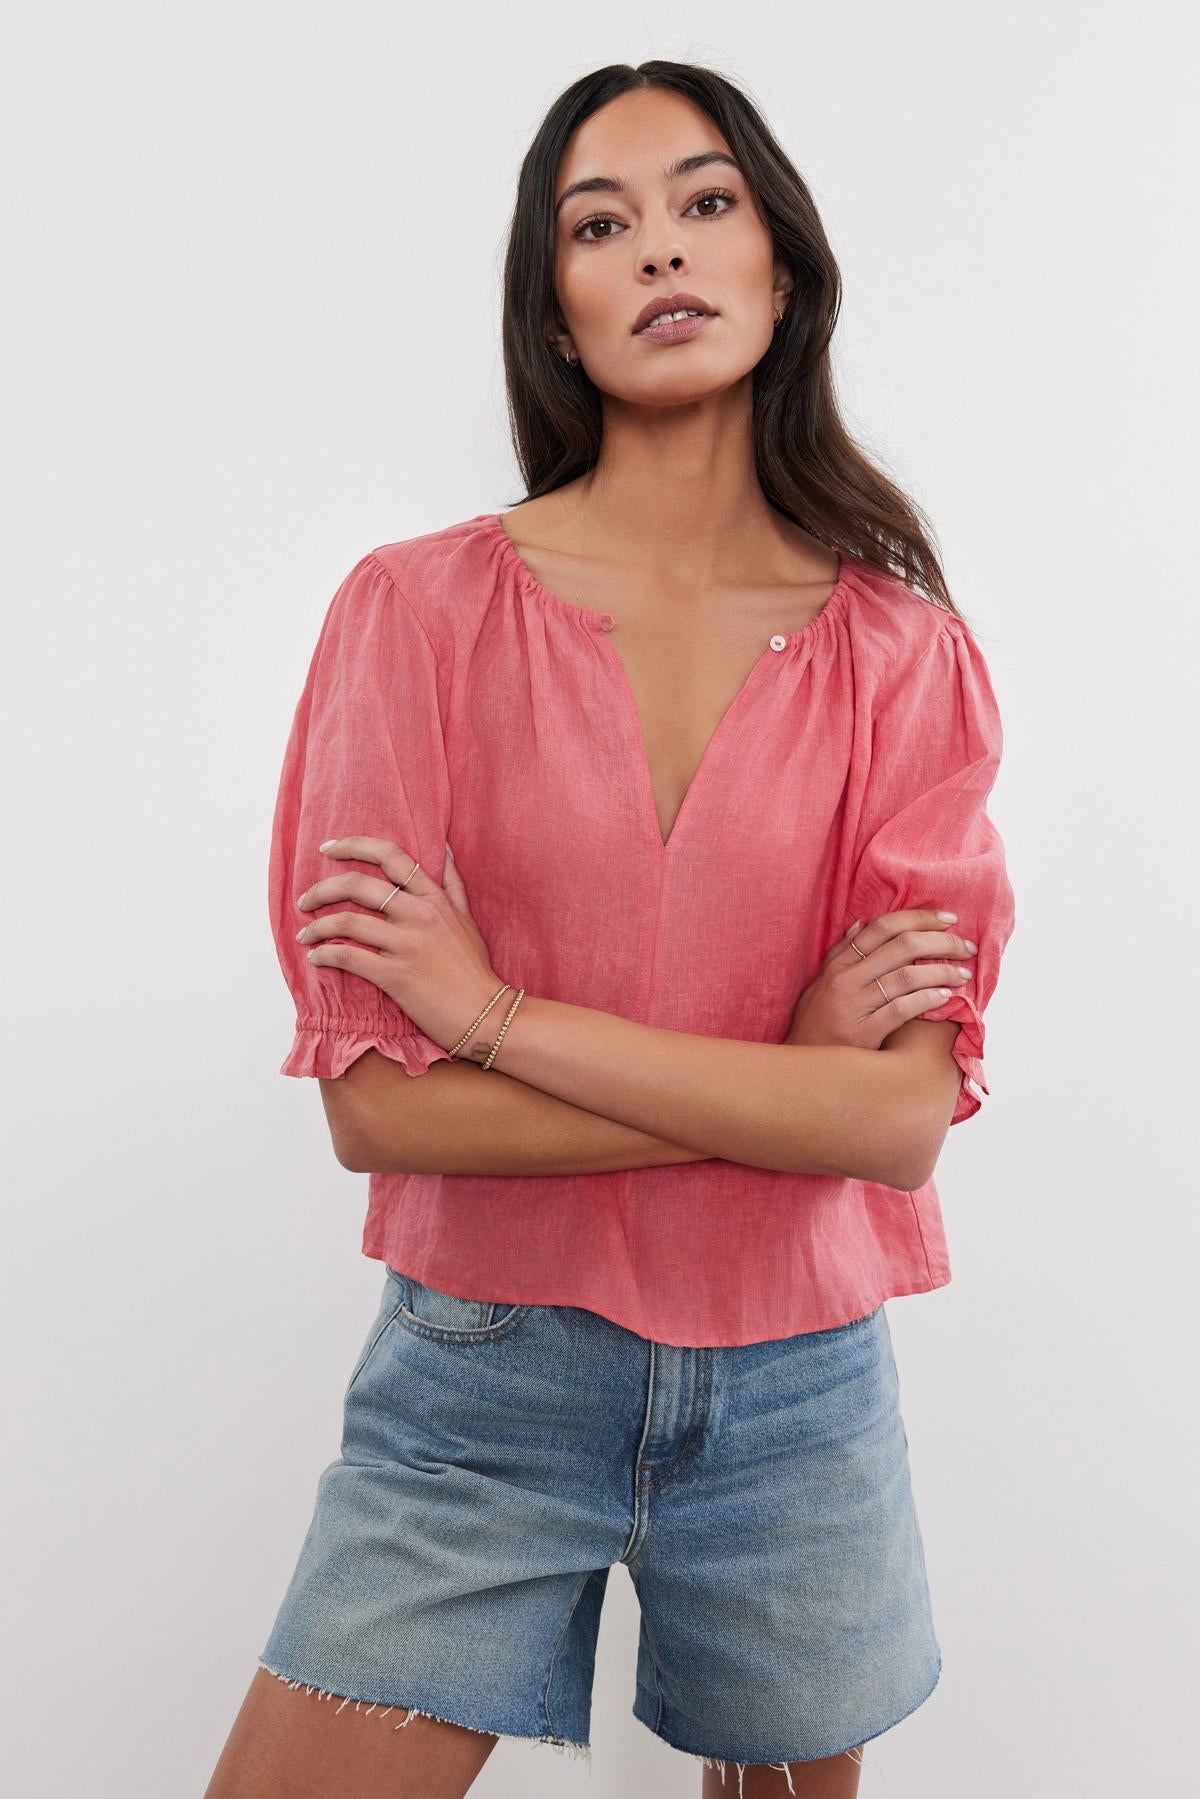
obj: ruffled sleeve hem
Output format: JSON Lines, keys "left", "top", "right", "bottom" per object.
{"left": 280, "top": 1014, "right": 454, "bottom": 1080}
{"left": 924, "top": 992, "right": 988, "bottom": 1125}
{"left": 950, "top": 1046, "right": 987, "bottom": 1124}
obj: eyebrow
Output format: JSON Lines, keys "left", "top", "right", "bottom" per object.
{"left": 553, "top": 151, "right": 743, "bottom": 219}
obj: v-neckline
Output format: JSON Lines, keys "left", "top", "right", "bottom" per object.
{"left": 486, "top": 511, "right": 852, "bottom": 855}
{"left": 608, "top": 638, "right": 784, "bottom": 852}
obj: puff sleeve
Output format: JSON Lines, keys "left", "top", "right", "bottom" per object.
{"left": 846, "top": 614, "right": 1016, "bottom": 1125}
{"left": 267, "top": 551, "right": 455, "bottom": 1080}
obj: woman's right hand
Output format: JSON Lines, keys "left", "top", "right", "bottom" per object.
{"left": 786, "top": 909, "right": 977, "bottom": 1051}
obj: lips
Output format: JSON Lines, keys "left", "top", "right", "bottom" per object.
{"left": 632, "top": 291, "right": 716, "bottom": 334}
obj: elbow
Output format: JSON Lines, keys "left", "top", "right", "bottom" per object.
{"left": 852, "top": 1025, "right": 961, "bottom": 1190}
{"left": 327, "top": 1110, "right": 374, "bottom": 1171}
{"left": 333, "top": 1131, "right": 372, "bottom": 1173}
{"left": 318, "top": 1078, "right": 379, "bottom": 1173}
{"left": 822, "top": 1136, "right": 936, "bottom": 1193}
{"left": 857, "top": 1105, "right": 946, "bottom": 1193}
{"left": 854, "top": 1149, "right": 932, "bottom": 1192}
{"left": 885, "top": 1106, "right": 948, "bottom": 1191}
{"left": 325, "top": 1108, "right": 422, "bottom": 1176}
{"left": 317, "top": 1053, "right": 455, "bottom": 1173}
{"left": 338, "top": 1132, "right": 433, "bottom": 1175}
{"left": 884, "top": 1151, "right": 938, "bottom": 1193}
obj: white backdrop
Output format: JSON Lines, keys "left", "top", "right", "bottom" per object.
{"left": 4, "top": 5, "right": 1195, "bottom": 1795}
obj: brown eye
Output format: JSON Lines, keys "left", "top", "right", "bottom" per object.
{"left": 687, "top": 186, "right": 737, "bottom": 219}
{"left": 573, "top": 213, "right": 622, "bottom": 242}
{"left": 571, "top": 186, "right": 738, "bottom": 243}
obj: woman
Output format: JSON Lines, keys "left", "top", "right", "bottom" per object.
{"left": 207, "top": 60, "right": 1015, "bottom": 1799}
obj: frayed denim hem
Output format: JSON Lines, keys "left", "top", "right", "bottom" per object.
{"left": 256, "top": 1659, "right": 592, "bottom": 1763}
{"left": 635, "top": 1647, "right": 943, "bottom": 1796}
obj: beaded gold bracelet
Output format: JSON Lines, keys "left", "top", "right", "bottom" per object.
{"left": 481, "top": 987, "right": 526, "bottom": 1070}
{"left": 446, "top": 982, "right": 511, "bottom": 1059}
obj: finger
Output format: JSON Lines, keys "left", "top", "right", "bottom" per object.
{"left": 877, "top": 927, "right": 975, "bottom": 961}
{"left": 863, "top": 977, "right": 958, "bottom": 1032}
{"left": 298, "top": 867, "right": 423, "bottom": 915}
{"left": 441, "top": 844, "right": 471, "bottom": 915}
{"left": 844, "top": 940, "right": 974, "bottom": 1024}
{"left": 835, "top": 911, "right": 896, "bottom": 967}
{"left": 862, "top": 959, "right": 974, "bottom": 1001}
{"left": 852, "top": 905, "right": 956, "bottom": 939}
{"left": 304, "top": 939, "right": 391, "bottom": 986}
{"left": 298, "top": 910, "right": 396, "bottom": 952}
{"left": 867, "top": 928, "right": 977, "bottom": 976}
{"left": 841, "top": 911, "right": 975, "bottom": 970}
{"left": 820, "top": 918, "right": 866, "bottom": 971}
{"left": 313, "top": 836, "right": 433, "bottom": 897}
{"left": 859, "top": 906, "right": 962, "bottom": 944}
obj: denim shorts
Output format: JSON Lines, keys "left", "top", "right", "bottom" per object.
{"left": 258, "top": 1265, "right": 942, "bottom": 1777}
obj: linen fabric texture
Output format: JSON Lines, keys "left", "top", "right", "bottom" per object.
{"left": 267, "top": 512, "right": 1016, "bottom": 1348}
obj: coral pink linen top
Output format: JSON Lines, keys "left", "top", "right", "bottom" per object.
{"left": 268, "top": 511, "right": 1016, "bottom": 1348}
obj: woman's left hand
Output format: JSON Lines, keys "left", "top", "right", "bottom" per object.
{"left": 295, "top": 835, "right": 505, "bottom": 1053}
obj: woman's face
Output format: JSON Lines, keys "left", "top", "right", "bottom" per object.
{"left": 551, "top": 86, "right": 790, "bottom": 406}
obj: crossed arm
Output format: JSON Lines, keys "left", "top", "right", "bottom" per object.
{"left": 323, "top": 1007, "right": 965, "bottom": 1193}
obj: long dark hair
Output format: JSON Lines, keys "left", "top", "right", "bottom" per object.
{"left": 500, "top": 60, "right": 963, "bottom": 618}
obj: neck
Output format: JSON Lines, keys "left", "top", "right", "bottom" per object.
{"left": 566, "top": 384, "right": 792, "bottom": 585}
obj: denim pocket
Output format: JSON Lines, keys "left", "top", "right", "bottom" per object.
{"left": 344, "top": 1266, "right": 408, "bottom": 1399}
{"left": 394, "top": 1271, "right": 529, "bottom": 1344}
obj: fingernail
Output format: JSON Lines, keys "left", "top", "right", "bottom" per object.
{"left": 936, "top": 910, "right": 957, "bottom": 922}
{"left": 319, "top": 839, "right": 336, "bottom": 852}
{"left": 963, "top": 939, "right": 977, "bottom": 953}
{"left": 936, "top": 987, "right": 952, "bottom": 998}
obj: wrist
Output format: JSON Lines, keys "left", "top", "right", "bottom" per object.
{"left": 464, "top": 982, "right": 527, "bottom": 1069}
{"left": 445, "top": 973, "right": 512, "bottom": 1060}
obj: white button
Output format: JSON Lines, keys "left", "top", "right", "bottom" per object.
{"left": 769, "top": 633, "right": 788, "bottom": 651}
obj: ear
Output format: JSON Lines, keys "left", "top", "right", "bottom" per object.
{"left": 771, "top": 261, "right": 794, "bottom": 317}
{"left": 547, "top": 310, "right": 577, "bottom": 366}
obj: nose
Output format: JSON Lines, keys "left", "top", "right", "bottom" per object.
{"left": 642, "top": 252, "right": 685, "bottom": 277}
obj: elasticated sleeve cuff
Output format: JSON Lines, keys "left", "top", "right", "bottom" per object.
{"left": 280, "top": 1014, "right": 454, "bottom": 1081}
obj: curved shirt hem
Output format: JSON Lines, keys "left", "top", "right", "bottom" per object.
{"left": 362, "top": 1236, "right": 953, "bottom": 1350}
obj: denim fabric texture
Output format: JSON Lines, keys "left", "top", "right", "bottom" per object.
{"left": 259, "top": 1266, "right": 942, "bottom": 1774}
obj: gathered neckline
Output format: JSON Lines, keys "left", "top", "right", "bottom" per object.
{"left": 482, "top": 509, "right": 854, "bottom": 644}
